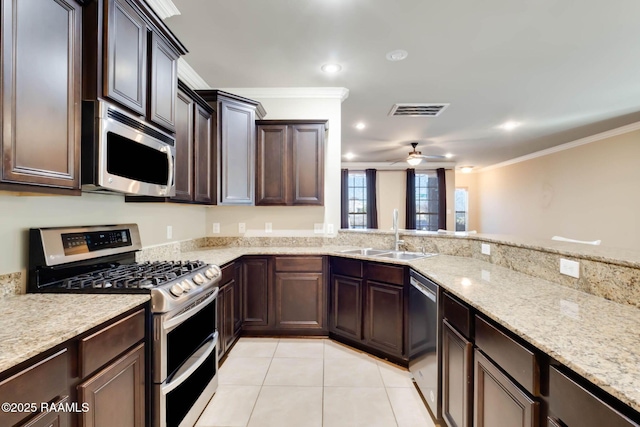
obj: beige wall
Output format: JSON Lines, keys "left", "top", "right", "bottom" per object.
{"left": 376, "top": 169, "right": 455, "bottom": 231}
{"left": 0, "top": 193, "right": 206, "bottom": 274}
{"left": 475, "top": 128, "right": 640, "bottom": 250}
{"left": 206, "top": 95, "right": 342, "bottom": 236}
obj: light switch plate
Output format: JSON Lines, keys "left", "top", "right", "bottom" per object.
{"left": 238, "top": 223, "right": 246, "bottom": 233}
{"left": 481, "top": 243, "right": 491, "bottom": 255}
{"left": 560, "top": 258, "right": 580, "bottom": 278}
{"left": 166, "top": 225, "right": 173, "bottom": 239}
{"left": 265, "top": 222, "right": 272, "bottom": 233}
{"left": 212, "top": 223, "right": 220, "bottom": 234}
{"left": 327, "top": 224, "right": 334, "bottom": 234}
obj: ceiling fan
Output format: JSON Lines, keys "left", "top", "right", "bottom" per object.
{"left": 392, "top": 142, "right": 446, "bottom": 166}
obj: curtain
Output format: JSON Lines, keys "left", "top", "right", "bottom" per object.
{"left": 340, "top": 169, "right": 349, "bottom": 229}
{"left": 405, "top": 168, "right": 416, "bottom": 229}
{"left": 437, "top": 168, "right": 447, "bottom": 230}
{"left": 365, "top": 169, "right": 378, "bottom": 229}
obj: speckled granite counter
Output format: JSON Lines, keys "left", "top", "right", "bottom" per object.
{"left": 0, "top": 294, "right": 149, "bottom": 373}
{"left": 180, "top": 246, "right": 640, "bottom": 413}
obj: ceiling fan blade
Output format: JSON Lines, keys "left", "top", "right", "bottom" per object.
{"left": 417, "top": 154, "right": 446, "bottom": 160}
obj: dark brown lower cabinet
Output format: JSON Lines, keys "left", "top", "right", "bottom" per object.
{"left": 22, "top": 396, "right": 70, "bottom": 427}
{"left": 363, "top": 280, "right": 403, "bottom": 357}
{"left": 242, "top": 257, "right": 271, "bottom": 329}
{"left": 233, "top": 262, "right": 243, "bottom": 336}
{"left": 548, "top": 366, "right": 639, "bottom": 427}
{"left": 474, "top": 349, "right": 538, "bottom": 427}
{"left": 218, "top": 262, "right": 242, "bottom": 358}
{"left": 330, "top": 274, "right": 363, "bottom": 341}
{"left": 77, "top": 343, "right": 145, "bottom": 427}
{"left": 442, "top": 320, "right": 473, "bottom": 427}
{"left": 274, "top": 271, "right": 325, "bottom": 330}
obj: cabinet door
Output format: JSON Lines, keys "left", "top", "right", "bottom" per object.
{"left": 172, "top": 89, "right": 194, "bottom": 202}
{"left": 219, "top": 101, "right": 255, "bottom": 205}
{"left": 363, "top": 280, "right": 404, "bottom": 357}
{"left": 474, "top": 349, "right": 538, "bottom": 427}
{"left": 275, "top": 272, "right": 325, "bottom": 330}
{"left": 217, "top": 285, "right": 227, "bottom": 357}
{"left": 330, "top": 274, "right": 363, "bottom": 341}
{"left": 78, "top": 343, "right": 145, "bottom": 427}
{"left": 233, "top": 262, "right": 243, "bottom": 336}
{"left": 1, "top": 0, "right": 81, "bottom": 190}
{"left": 104, "top": 0, "right": 147, "bottom": 115}
{"left": 442, "top": 320, "right": 473, "bottom": 427}
{"left": 21, "top": 396, "right": 70, "bottom": 427}
{"left": 256, "top": 124, "right": 289, "bottom": 205}
{"left": 242, "top": 258, "right": 270, "bottom": 328}
{"left": 194, "top": 104, "right": 214, "bottom": 204}
{"left": 223, "top": 284, "right": 235, "bottom": 350}
{"left": 148, "top": 32, "right": 178, "bottom": 132}
{"left": 291, "top": 124, "right": 324, "bottom": 205}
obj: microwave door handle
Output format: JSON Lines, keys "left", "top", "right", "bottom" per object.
{"left": 164, "top": 147, "right": 174, "bottom": 188}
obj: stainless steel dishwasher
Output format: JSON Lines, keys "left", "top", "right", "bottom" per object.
{"left": 408, "top": 269, "right": 440, "bottom": 420}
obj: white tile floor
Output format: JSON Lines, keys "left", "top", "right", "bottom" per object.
{"left": 196, "top": 337, "right": 437, "bottom": 427}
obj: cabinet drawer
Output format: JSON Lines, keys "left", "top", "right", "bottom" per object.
{"left": 275, "top": 256, "right": 323, "bottom": 272}
{"left": 549, "top": 366, "right": 639, "bottom": 427}
{"left": 0, "top": 348, "right": 68, "bottom": 427}
{"left": 443, "top": 292, "right": 472, "bottom": 339}
{"left": 79, "top": 309, "right": 145, "bottom": 377}
{"left": 366, "top": 262, "right": 404, "bottom": 285}
{"left": 221, "top": 262, "right": 235, "bottom": 284}
{"left": 475, "top": 315, "right": 540, "bottom": 396}
{"left": 331, "top": 257, "right": 363, "bottom": 278}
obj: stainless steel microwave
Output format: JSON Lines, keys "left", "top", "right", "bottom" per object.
{"left": 81, "top": 100, "right": 176, "bottom": 197}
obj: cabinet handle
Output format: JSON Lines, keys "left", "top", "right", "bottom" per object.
{"left": 411, "top": 279, "right": 436, "bottom": 302}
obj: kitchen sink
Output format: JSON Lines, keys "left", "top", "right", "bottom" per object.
{"left": 338, "top": 248, "right": 393, "bottom": 256}
{"left": 338, "top": 248, "right": 436, "bottom": 261}
{"left": 374, "top": 251, "right": 435, "bottom": 261}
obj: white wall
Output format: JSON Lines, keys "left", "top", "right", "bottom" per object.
{"left": 0, "top": 193, "right": 206, "bottom": 274}
{"left": 475, "top": 127, "right": 640, "bottom": 250}
{"left": 207, "top": 93, "right": 343, "bottom": 236}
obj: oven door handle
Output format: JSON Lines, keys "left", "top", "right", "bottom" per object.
{"left": 161, "top": 331, "right": 218, "bottom": 396}
{"left": 163, "top": 288, "right": 219, "bottom": 331}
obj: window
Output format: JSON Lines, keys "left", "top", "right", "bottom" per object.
{"left": 455, "top": 187, "right": 469, "bottom": 231}
{"left": 348, "top": 171, "right": 367, "bottom": 229}
{"left": 415, "top": 172, "right": 439, "bottom": 231}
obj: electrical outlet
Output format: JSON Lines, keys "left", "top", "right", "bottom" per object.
{"left": 560, "top": 258, "right": 580, "bottom": 278}
{"left": 314, "top": 223, "right": 325, "bottom": 234}
{"left": 212, "top": 223, "right": 220, "bottom": 234}
{"left": 481, "top": 243, "right": 491, "bottom": 255}
{"left": 265, "top": 222, "right": 272, "bottom": 233}
{"left": 238, "top": 223, "right": 246, "bottom": 233}
{"left": 327, "top": 224, "right": 334, "bottom": 234}
{"left": 166, "top": 225, "right": 173, "bottom": 239}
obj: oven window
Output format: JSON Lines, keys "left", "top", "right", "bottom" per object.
{"left": 166, "top": 299, "right": 215, "bottom": 378}
{"left": 106, "top": 132, "right": 169, "bottom": 185}
{"left": 166, "top": 347, "right": 216, "bottom": 427}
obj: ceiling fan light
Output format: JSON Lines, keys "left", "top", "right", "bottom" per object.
{"left": 407, "top": 157, "right": 423, "bottom": 166}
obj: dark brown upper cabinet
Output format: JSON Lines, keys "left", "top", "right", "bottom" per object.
{"left": 0, "top": 0, "right": 83, "bottom": 194}
{"left": 256, "top": 120, "right": 326, "bottom": 206}
{"left": 84, "top": 0, "right": 186, "bottom": 131}
{"left": 197, "top": 90, "right": 266, "bottom": 205}
{"left": 193, "top": 102, "right": 214, "bottom": 204}
{"left": 172, "top": 86, "right": 195, "bottom": 202}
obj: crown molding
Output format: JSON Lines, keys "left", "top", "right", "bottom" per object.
{"left": 144, "top": 0, "right": 180, "bottom": 19}
{"left": 177, "top": 58, "right": 212, "bottom": 90}
{"left": 481, "top": 121, "right": 640, "bottom": 172}
{"left": 219, "top": 87, "right": 350, "bottom": 101}
{"left": 341, "top": 161, "right": 456, "bottom": 171}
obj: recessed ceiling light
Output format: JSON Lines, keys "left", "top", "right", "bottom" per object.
{"left": 355, "top": 122, "right": 366, "bottom": 130}
{"left": 460, "top": 166, "right": 474, "bottom": 173}
{"left": 498, "top": 121, "right": 521, "bottom": 131}
{"left": 386, "top": 49, "right": 408, "bottom": 61}
{"left": 444, "top": 153, "right": 454, "bottom": 159}
{"left": 344, "top": 152, "right": 355, "bottom": 160}
{"left": 321, "top": 63, "right": 342, "bottom": 73}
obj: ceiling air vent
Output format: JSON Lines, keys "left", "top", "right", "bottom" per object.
{"left": 388, "top": 103, "right": 449, "bottom": 117}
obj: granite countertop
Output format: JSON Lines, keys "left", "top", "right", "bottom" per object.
{"left": 0, "top": 294, "right": 149, "bottom": 373}
{"left": 182, "top": 245, "right": 640, "bottom": 413}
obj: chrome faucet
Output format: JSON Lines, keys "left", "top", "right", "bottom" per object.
{"left": 393, "top": 209, "right": 404, "bottom": 251}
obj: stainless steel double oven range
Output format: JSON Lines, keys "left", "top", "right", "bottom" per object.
{"left": 28, "top": 224, "right": 221, "bottom": 427}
